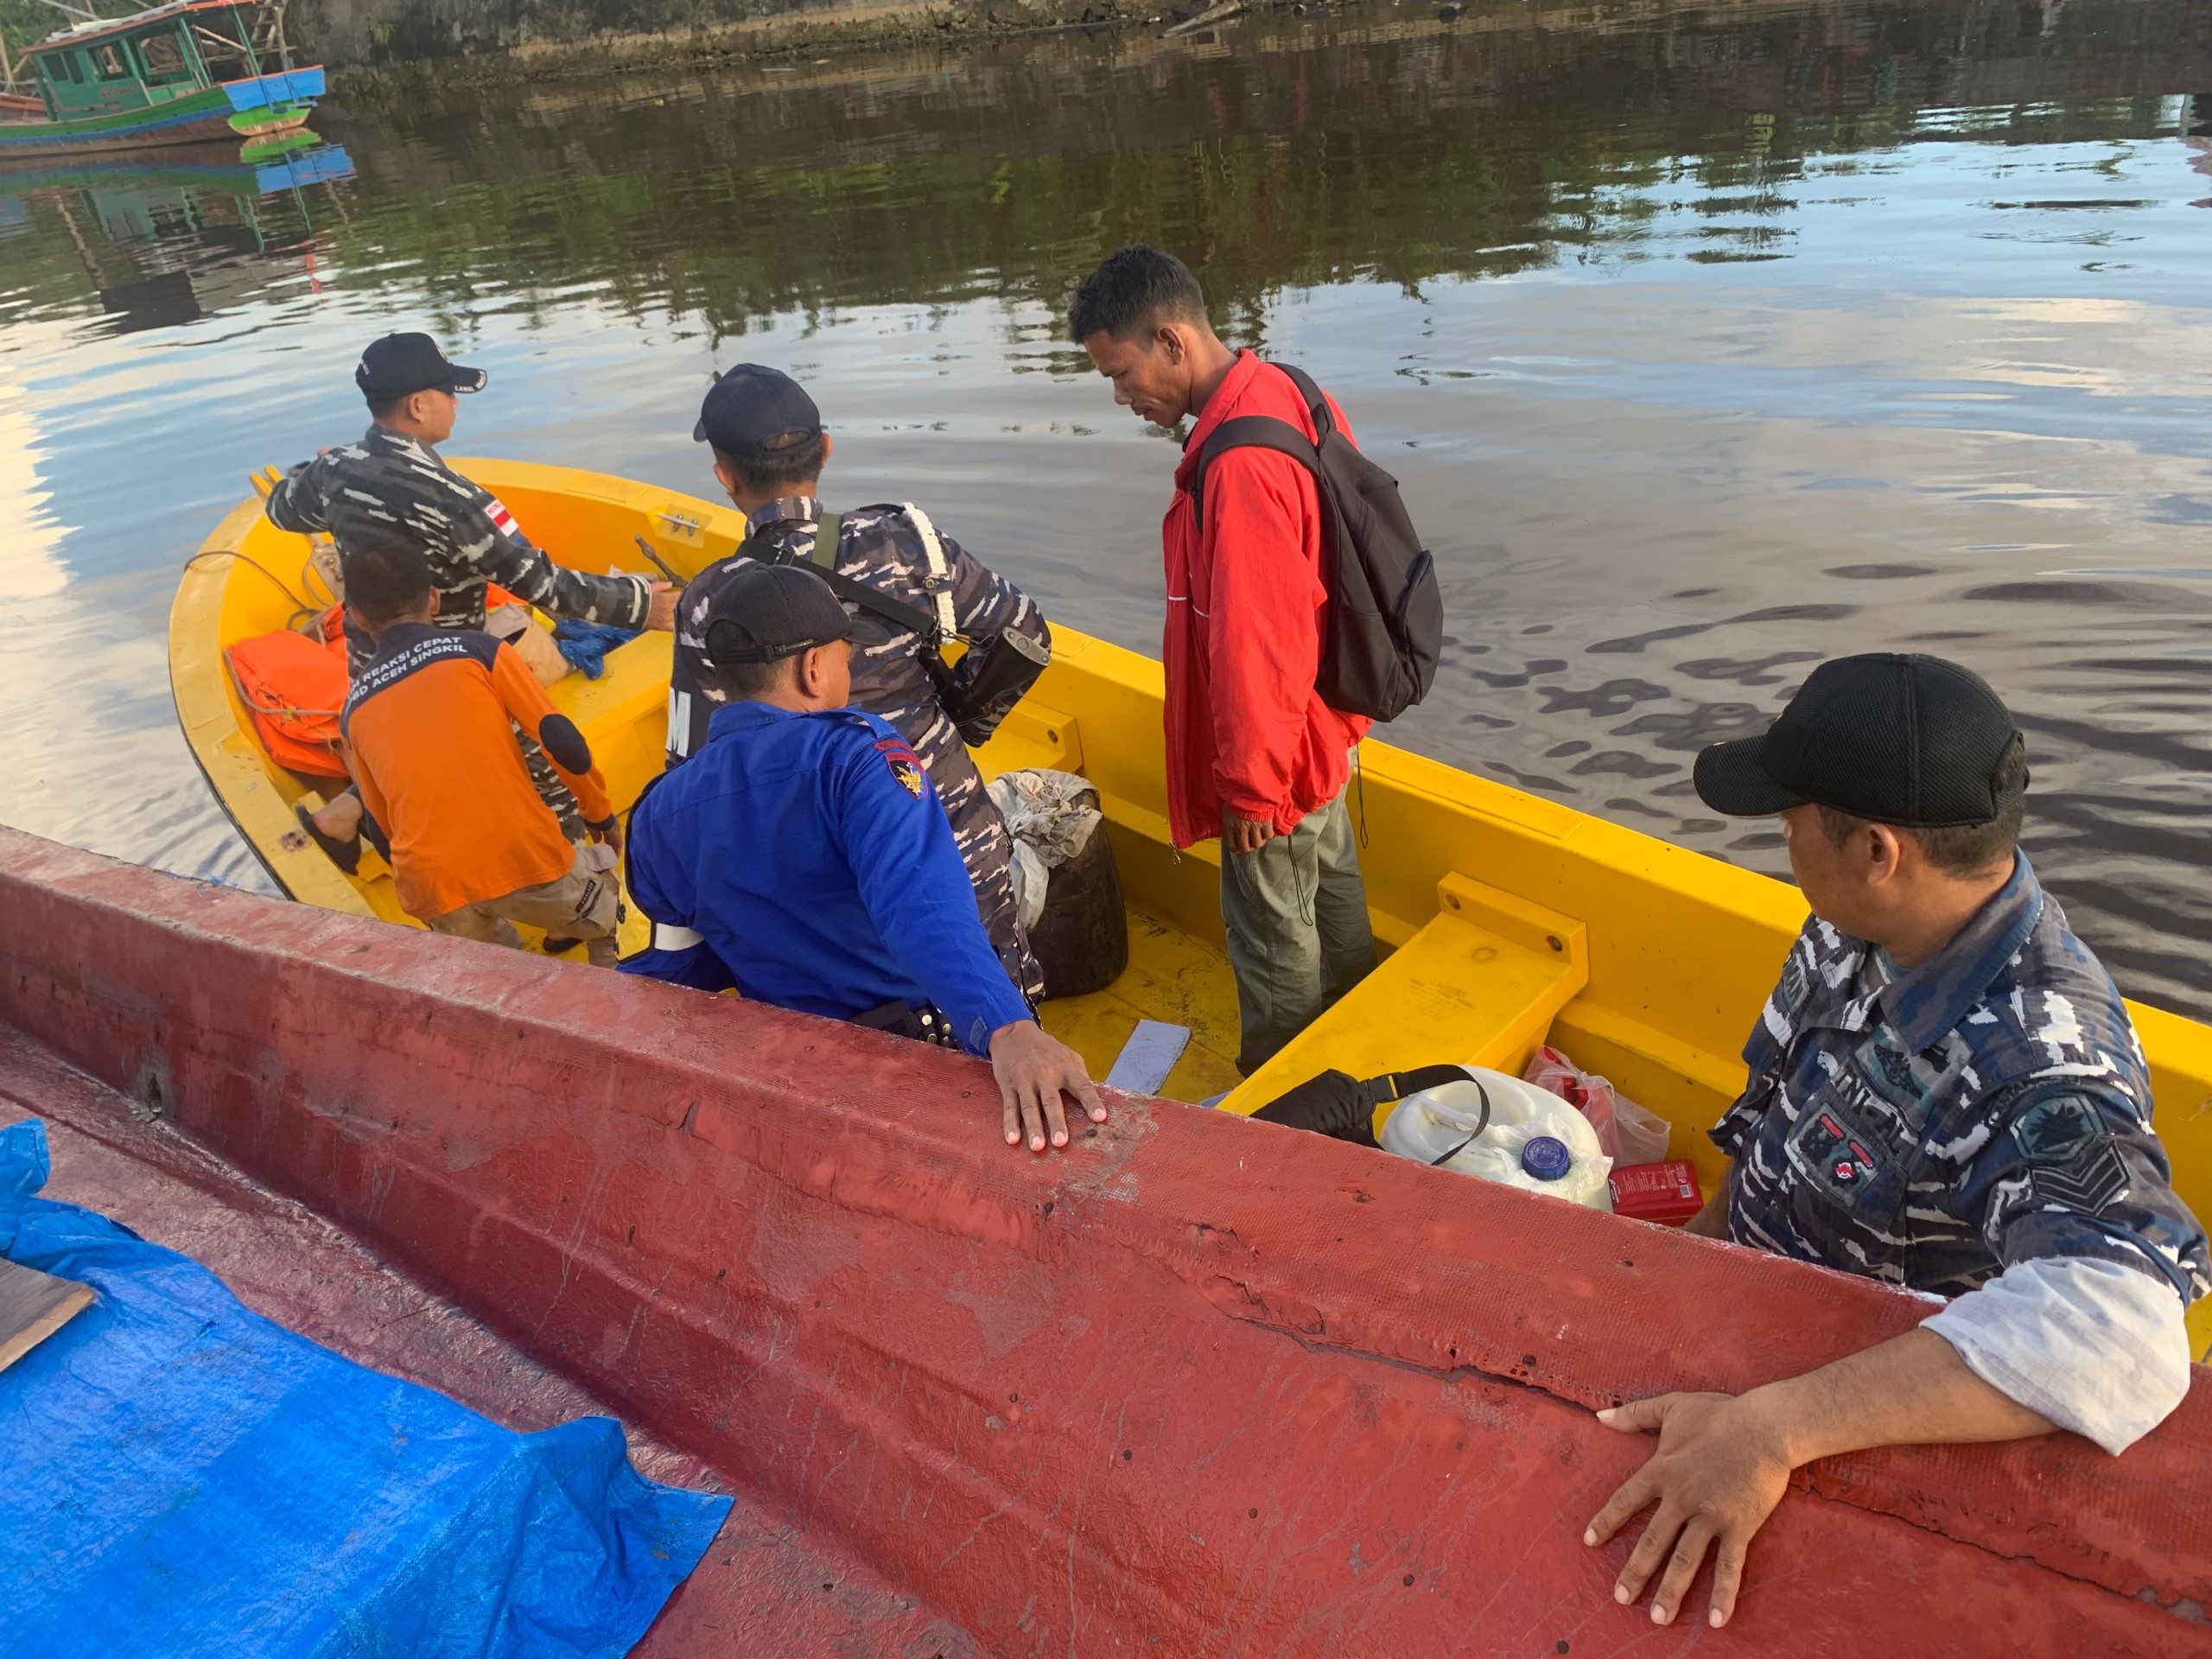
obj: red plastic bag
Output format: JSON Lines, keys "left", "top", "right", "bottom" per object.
{"left": 1522, "top": 1045, "right": 1670, "bottom": 1166}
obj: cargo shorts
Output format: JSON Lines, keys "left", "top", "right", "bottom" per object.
{"left": 427, "top": 843, "right": 621, "bottom": 968}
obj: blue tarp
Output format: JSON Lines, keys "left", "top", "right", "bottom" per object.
{"left": 0, "top": 1119, "right": 730, "bottom": 1658}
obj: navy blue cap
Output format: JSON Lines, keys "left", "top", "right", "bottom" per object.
{"left": 1520, "top": 1136, "right": 1572, "bottom": 1182}
{"left": 356, "top": 333, "right": 486, "bottom": 400}
{"left": 694, "top": 365, "right": 823, "bottom": 460}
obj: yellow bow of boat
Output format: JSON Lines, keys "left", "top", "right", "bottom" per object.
{"left": 171, "top": 459, "right": 2212, "bottom": 1354}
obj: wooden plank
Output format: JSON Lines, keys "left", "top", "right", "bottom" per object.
{"left": 0, "top": 1258, "right": 93, "bottom": 1374}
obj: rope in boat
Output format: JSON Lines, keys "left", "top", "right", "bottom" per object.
{"left": 181, "top": 547, "right": 321, "bottom": 627}
{"left": 182, "top": 549, "right": 347, "bottom": 719}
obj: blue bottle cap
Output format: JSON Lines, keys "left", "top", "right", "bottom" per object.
{"left": 1520, "top": 1135, "right": 1573, "bottom": 1181}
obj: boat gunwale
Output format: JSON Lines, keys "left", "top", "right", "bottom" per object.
{"left": 5, "top": 818, "right": 2211, "bottom": 1637}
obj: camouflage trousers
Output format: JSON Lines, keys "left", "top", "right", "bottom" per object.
{"left": 931, "top": 744, "right": 1045, "bottom": 1006}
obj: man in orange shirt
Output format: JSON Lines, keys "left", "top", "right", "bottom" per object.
{"left": 1071, "top": 245, "right": 1376, "bottom": 1072}
{"left": 340, "top": 540, "right": 623, "bottom": 967}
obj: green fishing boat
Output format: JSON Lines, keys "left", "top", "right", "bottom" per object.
{"left": 0, "top": 0, "right": 322, "bottom": 161}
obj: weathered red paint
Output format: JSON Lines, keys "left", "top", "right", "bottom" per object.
{"left": 0, "top": 1027, "right": 979, "bottom": 1656}
{"left": 1, "top": 824, "right": 2206, "bottom": 1656}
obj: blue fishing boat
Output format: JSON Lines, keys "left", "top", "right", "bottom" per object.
{"left": 0, "top": 0, "right": 322, "bottom": 160}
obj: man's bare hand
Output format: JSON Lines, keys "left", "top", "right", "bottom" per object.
{"left": 643, "top": 582, "right": 679, "bottom": 632}
{"left": 1583, "top": 1390, "right": 1794, "bottom": 1630}
{"left": 1224, "top": 813, "right": 1274, "bottom": 855}
{"left": 989, "top": 1020, "right": 1108, "bottom": 1153}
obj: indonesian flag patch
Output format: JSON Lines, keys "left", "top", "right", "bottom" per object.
{"left": 485, "top": 497, "right": 521, "bottom": 539}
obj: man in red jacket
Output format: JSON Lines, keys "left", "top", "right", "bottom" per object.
{"left": 1071, "top": 245, "right": 1376, "bottom": 1072}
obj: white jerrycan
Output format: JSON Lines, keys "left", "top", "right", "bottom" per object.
{"left": 1377, "top": 1065, "right": 1614, "bottom": 1211}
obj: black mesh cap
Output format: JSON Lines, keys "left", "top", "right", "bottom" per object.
{"left": 1694, "top": 654, "right": 2025, "bottom": 828}
{"left": 702, "top": 563, "right": 852, "bottom": 667}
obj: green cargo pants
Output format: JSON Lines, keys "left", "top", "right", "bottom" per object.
{"left": 1220, "top": 791, "right": 1377, "bottom": 1075}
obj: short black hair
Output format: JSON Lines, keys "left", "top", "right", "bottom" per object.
{"left": 1068, "top": 245, "right": 1209, "bottom": 343}
{"left": 343, "top": 542, "right": 434, "bottom": 628}
{"left": 365, "top": 390, "right": 406, "bottom": 420}
{"left": 713, "top": 429, "right": 826, "bottom": 498}
{"left": 1818, "top": 736, "right": 2029, "bottom": 877}
{"left": 709, "top": 654, "right": 798, "bottom": 700}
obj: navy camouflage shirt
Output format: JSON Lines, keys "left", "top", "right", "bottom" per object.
{"left": 268, "top": 424, "right": 653, "bottom": 676}
{"left": 667, "top": 494, "right": 1049, "bottom": 1001}
{"left": 1714, "top": 855, "right": 2209, "bottom": 1307}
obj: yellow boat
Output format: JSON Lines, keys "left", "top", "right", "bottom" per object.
{"left": 171, "top": 458, "right": 2212, "bottom": 1354}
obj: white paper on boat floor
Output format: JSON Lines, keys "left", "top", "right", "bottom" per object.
{"left": 1104, "top": 1020, "right": 1192, "bottom": 1097}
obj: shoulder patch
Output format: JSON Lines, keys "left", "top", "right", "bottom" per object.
{"left": 484, "top": 496, "right": 522, "bottom": 539}
{"left": 2009, "top": 1094, "right": 2103, "bottom": 1165}
{"left": 874, "top": 734, "right": 926, "bottom": 798}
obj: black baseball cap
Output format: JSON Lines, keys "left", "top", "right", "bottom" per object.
{"left": 356, "top": 333, "right": 486, "bottom": 400}
{"left": 703, "top": 563, "right": 853, "bottom": 666}
{"left": 1694, "top": 653, "right": 2025, "bottom": 828}
{"left": 694, "top": 365, "right": 823, "bottom": 459}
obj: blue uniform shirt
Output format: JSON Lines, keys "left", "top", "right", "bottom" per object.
{"left": 620, "top": 700, "right": 1035, "bottom": 1056}
{"left": 1714, "top": 853, "right": 2209, "bottom": 1306}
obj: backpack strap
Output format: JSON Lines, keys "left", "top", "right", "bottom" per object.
{"left": 1187, "top": 414, "right": 1322, "bottom": 534}
{"left": 1248, "top": 1063, "right": 1478, "bottom": 1147}
{"left": 1359, "top": 1065, "right": 1475, "bottom": 1108}
{"left": 1270, "top": 361, "right": 1337, "bottom": 441}
{"left": 747, "top": 514, "right": 943, "bottom": 645}
{"left": 805, "top": 511, "right": 842, "bottom": 573}
{"left": 899, "top": 502, "right": 961, "bottom": 642}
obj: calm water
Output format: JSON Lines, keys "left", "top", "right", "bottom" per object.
{"left": 3, "top": 0, "right": 2210, "bottom": 1014}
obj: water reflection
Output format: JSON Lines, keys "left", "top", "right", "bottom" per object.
{"left": 0, "top": 0, "right": 2209, "bottom": 1014}
{"left": 2, "top": 141, "right": 354, "bottom": 331}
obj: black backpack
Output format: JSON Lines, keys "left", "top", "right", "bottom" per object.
{"left": 1188, "top": 362, "right": 1443, "bottom": 721}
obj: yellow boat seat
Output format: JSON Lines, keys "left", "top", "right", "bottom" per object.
{"left": 1219, "top": 874, "right": 1590, "bottom": 1138}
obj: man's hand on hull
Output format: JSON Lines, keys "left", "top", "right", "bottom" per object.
{"left": 1582, "top": 1389, "right": 1794, "bottom": 1630}
{"left": 990, "top": 1020, "right": 1109, "bottom": 1153}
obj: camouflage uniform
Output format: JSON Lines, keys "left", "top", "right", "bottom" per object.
{"left": 1714, "top": 855, "right": 2209, "bottom": 1306}
{"left": 667, "top": 495, "right": 1048, "bottom": 1003}
{"left": 266, "top": 424, "right": 652, "bottom": 838}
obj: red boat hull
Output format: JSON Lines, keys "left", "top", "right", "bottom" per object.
{"left": 0, "top": 824, "right": 2205, "bottom": 1656}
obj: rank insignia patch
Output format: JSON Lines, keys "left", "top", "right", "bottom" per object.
{"left": 2029, "top": 1136, "right": 2129, "bottom": 1216}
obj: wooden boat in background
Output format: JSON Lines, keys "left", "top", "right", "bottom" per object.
{"left": 0, "top": 0, "right": 321, "bottom": 160}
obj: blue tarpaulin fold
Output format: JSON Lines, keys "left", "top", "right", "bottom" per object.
{"left": 0, "top": 1118, "right": 730, "bottom": 1659}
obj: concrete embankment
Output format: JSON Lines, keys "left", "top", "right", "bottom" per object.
{"left": 305, "top": 0, "right": 1182, "bottom": 89}
{"left": 299, "top": 0, "right": 1809, "bottom": 95}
